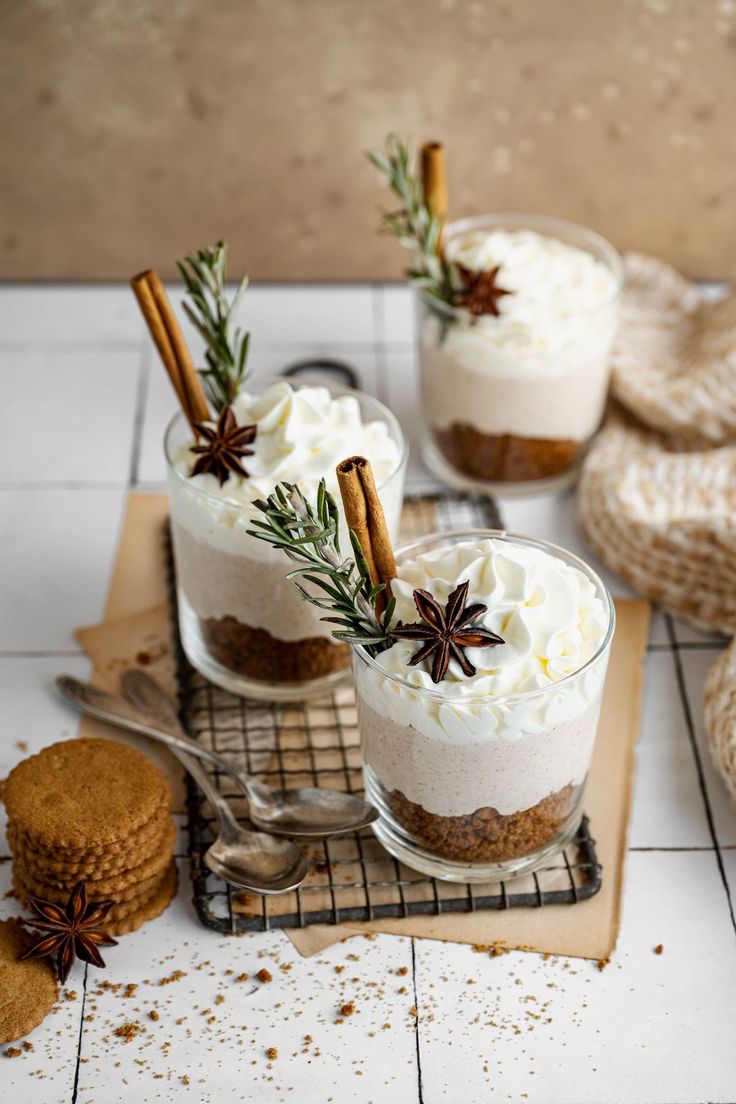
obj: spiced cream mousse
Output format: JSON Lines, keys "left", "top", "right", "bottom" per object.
{"left": 354, "top": 534, "right": 612, "bottom": 873}
{"left": 167, "top": 380, "right": 405, "bottom": 694}
{"left": 420, "top": 219, "right": 622, "bottom": 487}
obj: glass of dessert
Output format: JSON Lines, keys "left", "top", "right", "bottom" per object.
{"left": 418, "top": 214, "right": 623, "bottom": 494}
{"left": 352, "top": 529, "right": 614, "bottom": 881}
{"left": 250, "top": 462, "right": 614, "bottom": 883}
{"left": 165, "top": 377, "right": 407, "bottom": 701}
{"left": 368, "top": 138, "right": 623, "bottom": 495}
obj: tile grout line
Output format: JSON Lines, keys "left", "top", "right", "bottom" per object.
{"left": 70, "top": 962, "right": 89, "bottom": 1103}
{"left": 371, "top": 286, "right": 389, "bottom": 404}
{"left": 0, "top": 649, "right": 85, "bottom": 658}
{"left": 629, "top": 845, "right": 736, "bottom": 852}
{"left": 411, "top": 938, "right": 425, "bottom": 1104}
{"left": 0, "top": 482, "right": 130, "bottom": 491}
{"left": 128, "top": 339, "right": 151, "bottom": 487}
{"left": 665, "top": 613, "right": 736, "bottom": 939}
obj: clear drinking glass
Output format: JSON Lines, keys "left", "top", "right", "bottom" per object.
{"left": 419, "top": 214, "right": 623, "bottom": 496}
{"left": 353, "top": 529, "right": 615, "bottom": 882}
{"left": 165, "top": 378, "right": 408, "bottom": 702}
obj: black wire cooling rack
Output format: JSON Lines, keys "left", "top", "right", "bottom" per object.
{"left": 171, "top": 491, "right": 602, "bottom": 934}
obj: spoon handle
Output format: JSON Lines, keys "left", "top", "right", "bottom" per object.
{"left": 120, "top": 670, "right": 262, "bottom": 805}
{"left": 54, "top": 675, "right": 243, "bottom": 834}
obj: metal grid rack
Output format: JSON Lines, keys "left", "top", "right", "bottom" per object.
{"left": 172, "top": 492, "right": 603, "bottom": 933}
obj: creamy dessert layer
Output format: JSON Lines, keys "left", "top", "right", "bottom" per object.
{"left": 356, "top": 536, "right": 610, "bottom": 820}
{"left": 168, "top": 381, "right": 404, "bottom": 660}
{"left": 419, "top": 226, "right": 619, "bottom": 447}
{"left": 170, "top": 381, "right": 403, "bottom": 563}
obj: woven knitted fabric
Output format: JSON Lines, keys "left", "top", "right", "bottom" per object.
{"left": 611, "top": 253, "right": 736, "bottom": 448}
{"left": 576, "top": 411, "right": 736, "bottom": 635}
{"left": 704, "top": 639, "right": 736, "bottom": 806}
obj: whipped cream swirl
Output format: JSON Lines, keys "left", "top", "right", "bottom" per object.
{"left": 362, "top": 538, "right": 611, "bottom": 743}
{"left": 173, "top": 380, "right": 401, "bottom": 504}
{"left": 446, "top": 228, "right": 618, "bottom": 325}
{"left": 423, "top": 227, "right": 620, "bottom": 373}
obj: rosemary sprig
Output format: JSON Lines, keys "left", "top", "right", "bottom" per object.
{"left": 247, "top": 481, "right": 395, "bottom": 655}
{"left": 178, "top": 241, "right": 250, "bottom": 412}
{"left": 367, "top": 134, "right": 456, "bottom": 306}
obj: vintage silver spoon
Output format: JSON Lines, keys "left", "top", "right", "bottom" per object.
{"left": 55, "top": 674, "right": 307, "bottom": 895}
{"left": 56, "top": 672, "right": 377, "bottom": 839}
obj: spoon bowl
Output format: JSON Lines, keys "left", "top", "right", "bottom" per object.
{"left": 246, "top": 780, "right": 378, "bottom": 838}
{"left": 203, "top": 829, "right": 308, "bottom": 895}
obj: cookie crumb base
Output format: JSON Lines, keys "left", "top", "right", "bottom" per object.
{"left": 433, "top": 423, "right": 581, "bottom": 483}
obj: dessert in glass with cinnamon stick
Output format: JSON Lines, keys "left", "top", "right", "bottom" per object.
{"left": 369, "top": 138, "right": 623, "bottom": 494}
{"left": 132, "top": 244, "right": 406, "bottom": 701}
{"left": 252, "top": 458, "right": 615, "bottom": 882}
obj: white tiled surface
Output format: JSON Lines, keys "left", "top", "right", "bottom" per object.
{"left": 0, "top": 284, "right": 735, "bottom": 1103}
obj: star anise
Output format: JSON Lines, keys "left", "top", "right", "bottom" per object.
{"left": 456, "top": 264, "right": 513, "bottom": 318}
{"left": 390, "top": 580, "right": 505, "bottom": 684}
{"left": 19, "top": 881, "right": 118, "bottom": 984}
{"left": 191, "top": 405, "right": 257, "bottom": 485}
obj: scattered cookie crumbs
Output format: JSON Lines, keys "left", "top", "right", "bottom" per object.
{"left": 256, "top": 968, "right": 273, "bottom": 984}
{"left": 159, "top": 970, "right": 187, "bottom": 986}
{"left": 113, "top": 1022, "right": 142, "bottom": 1043}
{"left": 654, "top": 944, "right": 664, "bottom": 955}
{"left": 149, "top": 1010, "right": 160, "bottom": 1022}
{"left": 235, "top": 972, "right": 249, "bottom": 983}
{"left": 123, "top": 983, "right": 138, "bottom": 998}
{"left": 596, "top": 957, "right": 610, "bottom": 972}
{"left": 266, "top": 1047, "right": 278, "bottom": 1061}
{"left": 409, "top": 1006, "right": 418, "bottom": 1018}
{"left": 398, "top": 985, "right": 407, "bottom": 995}
{"left": 181, "top": 1075, "right": 190, "bottom": 1086}
{"left": 15, "top": 741, "right": 28, "bottom": 752}
{"left": 215, "top": 994, "right": 225, "bottom": 1005}
{"left": 64, "top": 990, "right": 78, "bottom": 1002}
{"left": 340, "top": 1002, "right": 355, "bottom": 1017}
{"left": 334, "top": 965, "right": 345, "bottom": 974}
{"left": 471, "top": 944, "right": 489, "bottom": 953}
{"left": 5, "top": 1048, "right": 21, "bottom": 1058}
{"left": 397, "top": 966, "right": 408, "bottom": 976}
{"left": 304, "top": 1034, "right": 313, "bottom": 1044}
{"left": 22, "top": 1041, "right": 33, "bottom": 1052}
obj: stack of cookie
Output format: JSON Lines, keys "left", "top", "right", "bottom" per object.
{"left": 2, "top": 738, "right": 177, "bottom": 936}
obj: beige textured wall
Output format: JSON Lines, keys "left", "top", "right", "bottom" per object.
{"left": 2, "top": 0, "right": 735, "bottom": 281}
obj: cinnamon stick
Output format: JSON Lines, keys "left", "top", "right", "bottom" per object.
{"left": 420, "top": 141, "right": 448, "bottom": 231}
{"left": 336, "top": 455, "right": 397, "bottom": 614}
{"left": 130, "top": 269, "right": 210, "bottom": 427}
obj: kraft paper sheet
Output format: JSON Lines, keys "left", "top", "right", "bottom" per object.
{"left": 76, "top": 492, "right": 650, "bottom": 961}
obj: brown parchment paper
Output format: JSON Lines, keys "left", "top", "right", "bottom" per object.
{"left": 77, "top": 492, "right": 650, "bottom": 960}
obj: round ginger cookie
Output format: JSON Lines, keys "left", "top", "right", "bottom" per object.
{"left": 9, "top": 817, "right": 176, "bottom": 891}
{"left": 7, "top": 805, "right": 171, "bottom": 875}
{"left": 3, "top": 738, "right": 171, "bottom": 850}
{"left": 13, "top": 857, "right": 177, "bottom": 925}
{"left": 14, "top": 859, "right": 163, "bottom": 918}
{"left": 0, "top": 919, "right": 59, "bottom": 1045}
{"left": 13, "top": 833, "right": 175, "bottom": 906}
{"left": 106, "top": 860, "right": 178, "bottom": 936}
{"left": 13, "top": 860, "right": 180, "bottom": 938}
